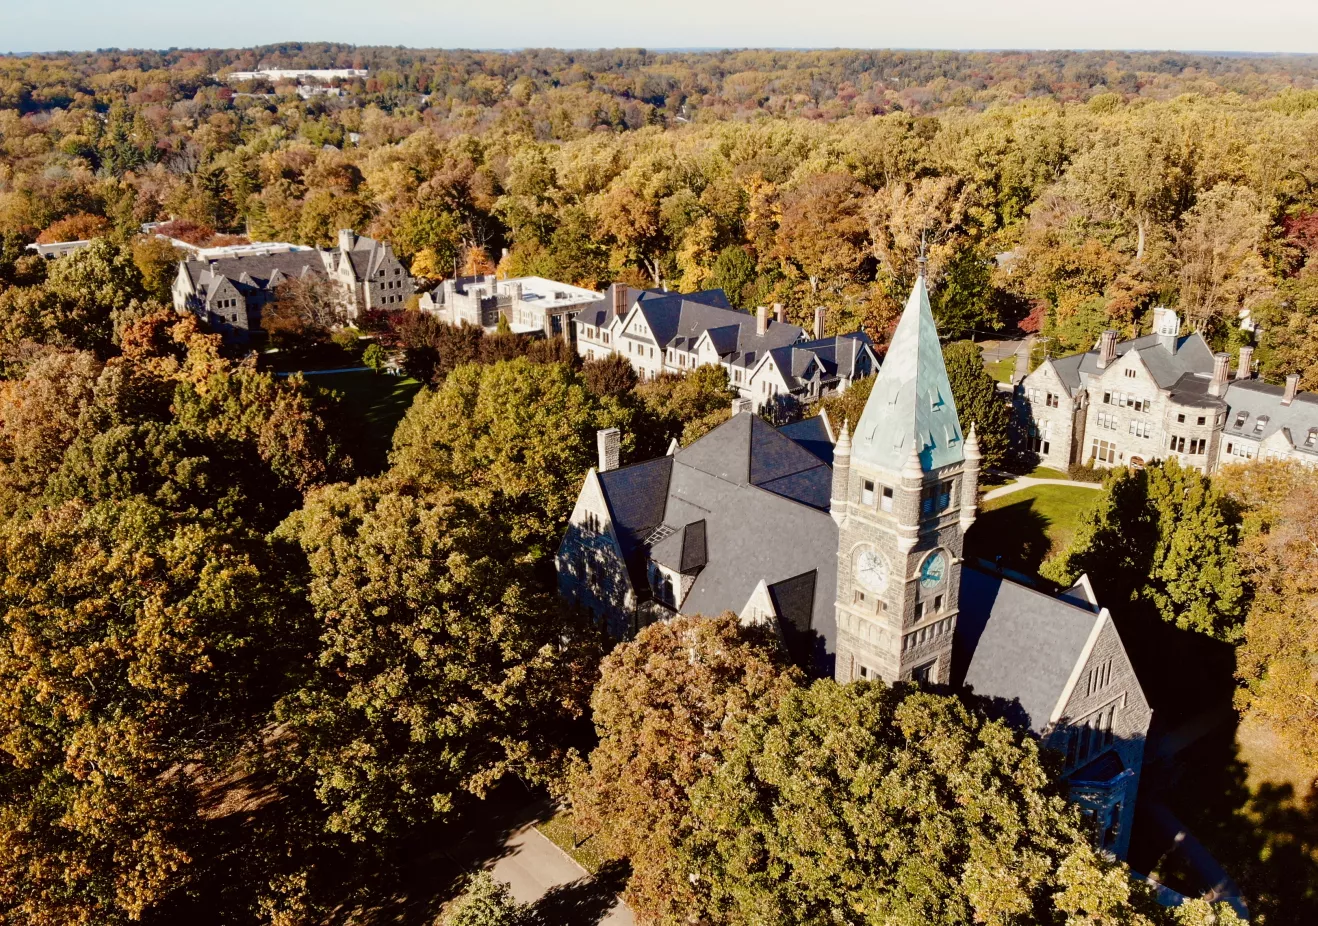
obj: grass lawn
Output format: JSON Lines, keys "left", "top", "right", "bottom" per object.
{"left": 310, "top": 371, "right": 423, "bottom": 473}
{"left": 985, "top": 355, "right": 1017, "bottom": 383}
{"left": 1028, "top": 465, "right": 1071, "bottom": 480}
{"left": 537, "top": 806, "right": 611, "bottom": 875}
{"left": 967, "top": 484, "right": 1098, "bottom": 576}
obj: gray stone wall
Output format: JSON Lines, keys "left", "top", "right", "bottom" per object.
{"left": 1020, "top": 363, "right": 1079, "bottom": 470}
{"left": 1044, "top": 617, "right": 1153, "bottom": 860}
{"left": 555, "top": 475, "right": 637, "bottom": 640}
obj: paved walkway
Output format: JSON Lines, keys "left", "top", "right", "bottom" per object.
{"left": 490, "top": 820, "right": 635, "bottom": 925}
{"left": 982, "top": 476, "right": 1103, "bottom": 502}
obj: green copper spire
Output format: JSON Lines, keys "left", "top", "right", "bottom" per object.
{"left": 851, "top": 272, "right": 964, "bottom": 473}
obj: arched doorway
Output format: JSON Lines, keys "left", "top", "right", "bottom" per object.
{"left": 1129, "top": 456, "right": 1145, "bottom": 470}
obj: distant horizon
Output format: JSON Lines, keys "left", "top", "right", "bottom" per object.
{"left": 2, "top": 0, "right": 1316, "bottom": 58}
{"left": 6, "top": 45, "right": 1318, "bottom": 58}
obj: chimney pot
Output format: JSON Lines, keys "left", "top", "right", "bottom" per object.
{"left": 1236, "top": 346, "right": 1254, "bottom": 380}
{"left": 596, "top": 427, "right": 621, "bottom": 472}
{"left": 813, "top": 306, "right": 826, "bottom": 340}
{"left": 755, "top": 305, "right": 768, "bottom": 337}
{"left": 1283, "top": 373, "right": 1300, "bottom": 406}
{"left": 1209, "top": 352, "right": 1231, "bottom": 397}
{"left": 1097, "top": 330, "right": 1118, "bottom": 370}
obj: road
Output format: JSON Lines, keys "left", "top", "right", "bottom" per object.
{"left": 490, "top": 819, "right": 635, "bottom": 925}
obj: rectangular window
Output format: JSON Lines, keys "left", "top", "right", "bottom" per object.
{"left": 861, "top": 480, "right": 875, "bottom": 506}
{"left": 880, "top": 486, "right": 894, "bottom": 512}
{"left": 914, "top": 601, "right": 925, "bottom": 621}
{"left": 859, "top": 665, "right": 870, "bottom": 680}
{"left": 1046, "top": 392, "right": 1059, "bottom": 408}
{"left": 853, "top": 589, "right": 866, "bottom": 605}
{"left": 1177, "top": 413, "right": 1186, "bottom": 424}
{"left": 1090, "top": 439, "right": 1117, "bottom": 464}
{"left": 1125, "top": 368, "right": 1137, "bottom": 379}
{"left": 1197, "top": 416, "right": 1206, "bottom": 426}
{"left": 933, "top": 594, "right": 943, "bottom": 613}
{"left": 1103, "top": 392, "right": 1112, "bottom": 405}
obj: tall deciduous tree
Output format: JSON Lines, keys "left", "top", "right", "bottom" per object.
{"left": 676, "top": 680, "right": 1176, "bottom": 926}
{"left": 569, "top": 614, "right": 800, "bottom": 924}
{"left": 276, "top": 482, "right": 600, "bottom": 840}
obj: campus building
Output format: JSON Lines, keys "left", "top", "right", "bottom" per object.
{"left": 556, "top": 271, "right": 1152, "bottom": 859}
{"left": 1018, "top": 308, "right": 1318, "bottom": 473}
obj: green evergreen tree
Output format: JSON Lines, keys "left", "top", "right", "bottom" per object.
{"left": 942, "top": 340, "right": 1012, "bottom": 470}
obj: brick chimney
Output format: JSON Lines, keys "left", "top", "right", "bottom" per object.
{"left": 596, "top": 427, "right": 620, "bottom": 472}
{"left": 773, "top": 302, "right": 785, "bottom": 325}
{"left": 1236, "top": 346, "right": 1254, "bottom": 380}
{"left": 1097, "top": 330, "right": 1118, "bottom": 370}
{"left": 1208, "top": 352, "right": 1231, "bottom": 397}
{"left": 756, "top": 305, "right": 768, "bottom": 337}
{"left": 814, "top": 306, "right": 826, "bottom": 340}
{"left": 1283, "top": 373, "right": 1300, "bottom": 406}
{"left": 612, "top": 284, "right": 628, "bottom": 318}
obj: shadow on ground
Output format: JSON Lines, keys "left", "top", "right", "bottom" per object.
{"left": 1121, "top": 613, "right": 1318, "bottom": 922}
{"left": 529, "top": 859, "right": 631, "bottom": 926}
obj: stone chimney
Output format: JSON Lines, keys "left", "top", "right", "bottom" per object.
{"left": 1283, "top": 373, "right": 1300, "bottom": 406}
{"left": 1236, "top": 346, "right": 1254, "bottom": 380}
{"left": 756, "top": 305, "right": 768, "bottom": 337}
{"left": 1097, "top": 330, "right": 1118, "bottom": 370}
{"left": 596, "top": 427, "right": 620, "bottom": 472}
{"left": 1208, "top": 352, "right": 1231, "bottom": 397}
{"left": 612, "top": 284, "right": 628, "bottom": 318}
{"left": 337, "top": 229, "right": 356, "bottom": 252}
{"left": 1155, "top": 307, "right": 1180, "bottom": 354}
{"left": 814, "top": 306, "right": 826, "bottom": 340}
{"left": 773, "top": 303, "right": 785, "bottom": 325}
{"left": 731, "top": 396, "right": 753, "bottom": 416}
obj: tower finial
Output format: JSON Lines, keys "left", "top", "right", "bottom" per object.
{"left": 917, "top": 229, "right": 928, "bottom": 280}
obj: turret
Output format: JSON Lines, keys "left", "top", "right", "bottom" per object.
{"left": 960, "top": 424, "right": 981, "bottom": 533}
{"left": 897, "top": 444, "right": 923, "bottom": 553}
{"left": 831, "top": 419, "right": 851, "bottom": 525}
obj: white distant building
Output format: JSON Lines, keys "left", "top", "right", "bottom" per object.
{"left": 419, "top": 275, "right": 603, "bottom": 339}
{"left": 222, "top": 68, "right": 367, "bottom": 83}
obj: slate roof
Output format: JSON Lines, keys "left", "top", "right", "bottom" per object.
{"left": 852, "top": 276, "right": 964, "bottom": 472}
{"left": 777, "top": 415, "right": 835, "bottom": 465}
{"left": 954, "top": 567, "right": 1104, "bottom": 734}
{"left": 1223, "top": 378, "right": 1318, "bottom": 457}
{"left": 761, "top": 332, "right": 876, "bottom": 392}
{"left": 185, "top": 250, "right": 328, "bottom": 298}
{"left": 1045, "top": 331, "right": 1216, "bottom": 397}
{"left": 590, "top": 411, "right": 838, "bottom": 667}
{"left": 629, "top": 291, "right": 804, "bottom": 368}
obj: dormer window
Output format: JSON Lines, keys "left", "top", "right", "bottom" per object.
{"left": 1234, "top": 411, "right": 1248, "bottom": 429}
{"left": 1307, "top": 428, "right": 1317, "bottom": 448}
{"left": 1254, "top": 415, "right": 1269, "bottom": 434}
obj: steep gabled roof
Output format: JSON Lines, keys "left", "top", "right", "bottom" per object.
{"left": 954, "top": 567, "right": 1106, "bottom": 734}
{"left": 852, "top": 276, "right": 964, "bottom": 472}
{"left": 677, "top": 411, "right": 831, "bottom": 508}
{"left": 629, "top": 290, "right": 804, "bottom": 364}
{"left": 1223, "top": 378, "right": 1318, "bottom": 456}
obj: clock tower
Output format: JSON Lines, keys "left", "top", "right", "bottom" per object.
{"left": 831, "top": 267, "right": 980, "bottom": 685}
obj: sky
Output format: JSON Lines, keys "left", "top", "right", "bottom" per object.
{"left": 1, "top": 0, "right": 1317, "bottom": 55}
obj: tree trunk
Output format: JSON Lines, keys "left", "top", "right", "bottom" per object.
{"left": 1136, "top": 217, "right": 1147, "bottom": 262}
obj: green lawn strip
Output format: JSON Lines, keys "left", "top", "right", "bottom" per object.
{"left": 985, "top": 356, "right": 1017, "bottom": 383}
{"left": 969, "top": 484, "right": 1099, "bottom": 576}
{"left": 1027, "top": 466, "right": 1071, "bottom": 480}
{"left": 537, "top": 806, "right": 610, "bottom": 874}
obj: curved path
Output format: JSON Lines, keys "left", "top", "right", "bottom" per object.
{"left": 981, "top": 476, "right": 1103, "bottom": 502}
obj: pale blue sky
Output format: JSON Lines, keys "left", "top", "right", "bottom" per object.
{"left": 1, "top": 0, "right": 1316, "bottom": 55}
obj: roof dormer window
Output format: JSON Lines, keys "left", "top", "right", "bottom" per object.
{"left": 1307, "top": 428, "right": 1317, "bottom": 448}
{"left": 1234, "top": 411, "right": 1248, "bottom": 429}
{"left": 1254, "top": 415, "right": 1269, "bottom": 434}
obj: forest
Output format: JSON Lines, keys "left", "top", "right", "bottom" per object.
{"left": 0, "top": 45, "right": 1315, "bottom": 925}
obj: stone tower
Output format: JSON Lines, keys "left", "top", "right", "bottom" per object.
{"left": 832, "top": 269, "right": 980, "bottom": 685}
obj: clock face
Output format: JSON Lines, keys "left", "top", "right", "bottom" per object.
{"left": 854, "top": 548, "right": 889, "bottom": 592}
{"left": 919, "top": 552, "right": 947, "bottom": 589}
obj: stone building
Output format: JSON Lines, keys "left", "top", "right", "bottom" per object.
{"left": 419, "top": 274, "right": 602, "bottom": 339}
{"left": 556, "top": 271, "right": 1152, "bottom": 858}
{"left": 1018, "top": 308, "right": 1318, "bottom": 473}
{"left": 327, "top": 229, "right": 413, "bottom": 316}
{"left": 172, "top": 228, "right": 412, "bottom": 340}
{"left": 574, "top": 284, "right": 878, "bottom": 412}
